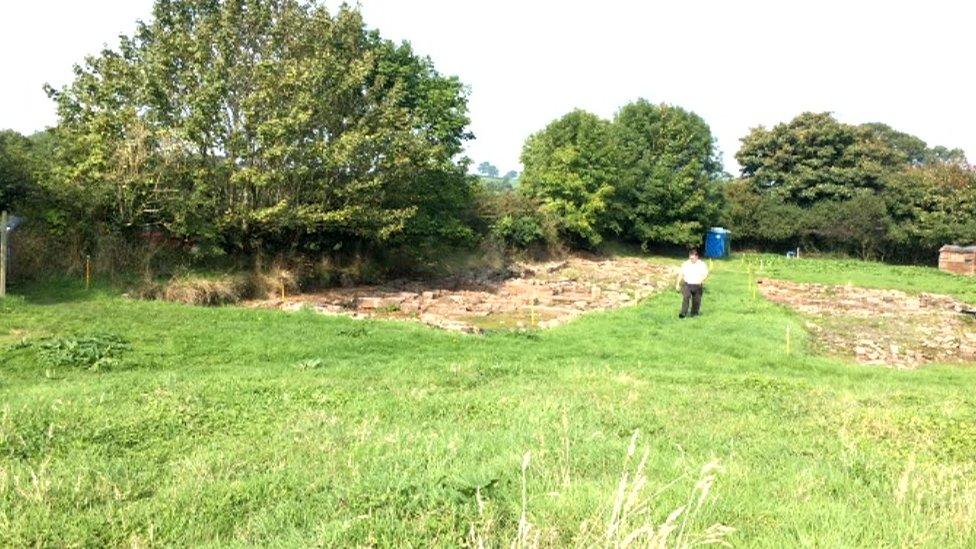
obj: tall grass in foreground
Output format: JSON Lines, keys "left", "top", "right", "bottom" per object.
{"left": 4, "top": 257, "right": 976, "bottom": 545}
{"left": 468, "top": 431, "right": 734, "bottom": 548}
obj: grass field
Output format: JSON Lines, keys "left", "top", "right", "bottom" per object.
{"left": 756, "top": 254, "right": 976, "bottom": 304}
{"left": 2, "top": 255, "right": 975, "bottom": 546}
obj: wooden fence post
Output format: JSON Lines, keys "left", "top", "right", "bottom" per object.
{"left": 1, "top": 211, "right": 7, "bottom": 298}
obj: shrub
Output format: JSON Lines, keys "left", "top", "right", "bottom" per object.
{"left": 476, "top": 183, "right": 559, "bottom": 253}
{"left": 491, "top": 214, "right": 547, "bottom": 249}
{"left": 802, "top": 194, "right": 890, "bottom": 259}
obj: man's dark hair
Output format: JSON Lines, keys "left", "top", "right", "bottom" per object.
{"left": 689, "top": 249, "right": 699, "bottom": 257}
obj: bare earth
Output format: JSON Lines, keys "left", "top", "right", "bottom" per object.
{"left": 250, "top": 255, "right": 674, "bottom": 333}
{"left": 759, "top": 278, "right": 976, "bottom": 368}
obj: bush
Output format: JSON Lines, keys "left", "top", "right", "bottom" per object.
{"left": 801, "top": 195, "right": 889, "bottom": 259}
{"left": 7, "top": 221, "right": 195, "bottom": 282}
{"left": 721, "top": 179, "right": 804, "bottom": 247}
{"left": 491, "top": 214, "right": 546, "bottom": 249}
{"left": 476, "top": 184, "right": 559, "bottom": 253}
{"left": 883, "top": 164, "right": 976, "bottom": 262}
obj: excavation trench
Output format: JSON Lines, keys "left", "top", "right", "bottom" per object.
{"left": 759, "top": 278, "right": 976, "bottom": 368}
{"left": 250, "top": 255, "right": 675, "bottom": 333}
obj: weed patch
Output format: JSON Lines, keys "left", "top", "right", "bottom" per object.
{"left": 14, "top": 334, "right": 130, "bottom": 371}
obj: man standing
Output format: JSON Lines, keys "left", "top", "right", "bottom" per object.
{"left": 675, "top": 249, "right": 709, "bottom": 318}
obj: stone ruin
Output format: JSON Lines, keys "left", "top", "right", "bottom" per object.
{"left": 250, "top": 255, "right": 675, "bottom": 333}
{"left": 759, "top": 278, "right": 976, "bottom": 368}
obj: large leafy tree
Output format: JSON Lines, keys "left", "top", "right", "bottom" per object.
{"left": 519, "top": 101, "right": 724, "bottom": 248}
{"left": 46, "top": 0, "right": 474, "bottom": 255}
{"left": 477, "top": 162, "right": 499, "bottom": 178}
{"left": 860, "top": 122, "right": 969, "bottom": 167}
{"left": 519, "top": 110, "right": 616, "bottom": 246}
{"left": 612, "top": 100, "right": 723, "bottom": 246}
{"left": 859, "top": 122, "right": 929, "bottom": 166}
{"left": 924, "top": 145, "right": 969, "bottom": 166}
{"left": 727, "top": 112, "right": 973, "bottom": 259}
{"left": 736, "top": 112, "right": 895, "bottom": 205}
{"left": 883, "top": 164, "right": 976, "bottom": 260}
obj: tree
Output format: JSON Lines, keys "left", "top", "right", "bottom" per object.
{"left": 519, "top": 110, "right": 616, "bottom": 246}
{"left": 612, "top": 100, "right": 724, "bottom": 246}
{"left": 736, "top": 112, "right": 893, "bottom": 205}
{"left": 859, "top": 122, "right": 929, "bottom": 166}
{"left": 721, "top": 178, "right": 804, "bottom": 245}
{"left": 477, "top": 162, "right": 499, "bottom": 178}
{"left": 0, "top": 130, "right": 35, "bottom": 212}
{"left": 925, "top": 145, "right": 968, "bottom": 166}
{"left": 728, "top": 112, "right": 973, "bottom": 258}
{"left": 883, "top": 164, "right": 976, "bottom": 261}
{"left": 860, "top": 122, "right": 969, "bottom": 167}
{"left": 519, "top": 101, "right": 723, "bottom": 249}
{"left": 46, "top": 0, "right": 475, "bottom": 258}
{"left": 502, "top": 170, "right": 519, "bottom": 181}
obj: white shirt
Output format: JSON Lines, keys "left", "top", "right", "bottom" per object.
{"left": 679, "top": 260, "right": 709, "bottom": 285}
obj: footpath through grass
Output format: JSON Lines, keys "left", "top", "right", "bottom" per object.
{"left": 1, "top": 256, "right": 975, "bottom": 546}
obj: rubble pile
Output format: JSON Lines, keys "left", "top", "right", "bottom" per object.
{"left": 251, "top": 256, "right": 674, "bottom": 333}
{"left": 759, "top": 279, "right": 976, "bottom": 368}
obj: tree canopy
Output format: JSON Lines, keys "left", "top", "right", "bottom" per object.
{"left": 518, "top": 101, "right": 723, "bottom": 248}
{"left": 46, "top": 0, "right": 475, "bottom": 257}
{"left": 612, "top": 100, "right": 724, "bottom": 245}
{"left": 861, "top": 122, "right": 968, "bottom": 167}
{"left": 736, "top": 112, "right": 893, "bottom": 205}
{"left": 519, "top": 109, "right": 616, "bottom": 246}
{"left": 726, "top": 112, "right": 975, "bottom": 260}
{"left": 477, "top": 162, "right": 499, "bottom": 178}
{"left": 9, "top": 3, "right": 974, "bottom": 272}
{"left": 0, "top": 131, "right": 38, "bottom": 212}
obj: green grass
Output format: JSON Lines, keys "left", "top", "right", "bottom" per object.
{"left": 747, "top": 253, "right": 976, "bottom": 304}
{"left": 1, "top": 257, "right": 975, "bottom": 546}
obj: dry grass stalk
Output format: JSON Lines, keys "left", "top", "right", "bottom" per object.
{"left": 512, "top": 451, "right": 541, "bottom": 549}
{"left": 562, "top": 407, "right": 572, "bottom": 487}
{"left": 601, "top": 431, "right": 733, "bottom": 548}
{"left": 468, "top": 430, "right": 733, "bottom": 549}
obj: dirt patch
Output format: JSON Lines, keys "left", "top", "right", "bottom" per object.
{"left": 759, "top": 279, "right": 976, "bottom": 368}
{"left": 249, "top": 255, "right": 674, "bottom": 333}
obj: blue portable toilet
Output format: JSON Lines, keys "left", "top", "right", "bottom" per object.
{"left": 704, "top": 227, "right": 731, "bottom": 258}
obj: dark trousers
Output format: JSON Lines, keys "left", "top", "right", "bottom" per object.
{"left": 681, "top": 283, "right": 703, "bottom": 317}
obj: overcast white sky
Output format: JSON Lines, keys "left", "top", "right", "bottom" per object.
{"left": 1, "top": 0, "right": 973, "bottom": 174}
